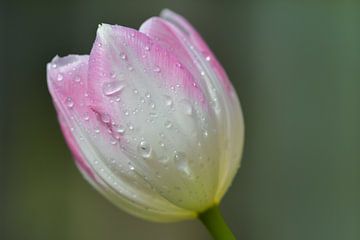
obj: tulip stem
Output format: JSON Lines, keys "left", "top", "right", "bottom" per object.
{"left": 199, "top": 205, "right": 237, "bottom": 240}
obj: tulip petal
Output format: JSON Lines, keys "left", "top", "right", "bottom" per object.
{"left": 159, "top": 9, "right": 245, "bottom": 201}
{"left": 86, "top": 24, "right": 221, "bottom": 211}
{"left": 47, "top": 55, "right": 196, "bottom": 221}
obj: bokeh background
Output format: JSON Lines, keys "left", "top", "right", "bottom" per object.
{"left": 1, "top": 1, "right": 359, "bottom": 239}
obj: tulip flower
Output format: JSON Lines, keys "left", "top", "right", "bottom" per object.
{"left": 47, "top": 9, "right": 244, "bottom": 240}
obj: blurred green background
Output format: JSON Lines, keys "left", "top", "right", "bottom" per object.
{"left": 1, "top": 0, "right": 359, "bottom": 239}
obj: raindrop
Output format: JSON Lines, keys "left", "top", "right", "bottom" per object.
{"left": 128, "top": 124, "right": 134, "bottom": 130}
{"left": 116, "top": 125, "right": 125, "bottom": 134}
{"left": 137, "top": 141, "right": 152, "bottom": 159}
{"left": 119, "top": 52, "right": 127, "bottom": 60}
{"left": 159, "top": 141, "right": 165, "bottom": 148}
{"left": 165, "top": 120, "right": 172, "bottom": 129}
{"left": 174, "top": 151, "right": 190, "bottom": 175}
{"left": 128, "top": 66, "right": 134, "bottom": 71}
{"left": 153, "top": 66, "right": 161, "bottom": 73}
{"left": 145, "top": 92, "right": 151, "bottom": 98}
{"left": 57, "top": 73, "right": 64, "bottom": 81}
{"left": 128, "top": 162, "right": 135, "bottom": 170}
{"left": 179, "top": 99, "right": 193, "bottom": 115}
{"left": 175, "top": 62, "right": 182, "bottom": 68}
{"left": 145, "top": 46, "right": 150, "bottom": 51}
{"left": 164, "top": 95, "right": 173, "bottom": 107}
{"left": 102, "top": 81, "right": 125, "bottom": 96}
{"left": 101, "top": 113, "right": 111, "bottom": 123}
{"left": 205, "top": 56, "right": 211, "bottom": 61}
{"left": 133, "top": 89, "right": 139, "bottom": 94}
{"left": 74, "top": 75, "right": 81, "bottom": 82}
{"left": 110, "top": 72, "right": 116, "bottom": 79}
{"left": 83, "top": 113, "right": 90, "bottom": 121}
{"left": 65, "top": 97, "right": 74, "bottom": 108}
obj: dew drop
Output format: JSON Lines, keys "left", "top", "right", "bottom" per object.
{"left": 116, "top": 125, "right": 125, "bottom": 134}
{"left": 101, "top": 113, "right": 111, "bottom": 123}
{"left": 128, "top": 66, "right": 134, "bottom": 71}
{"left": 179, "top": 99, "right": 193, "bottom": 115}
{"left": 165, "top": 120, "right": 172, "bottom": 129}
{"left": 137, "top": 141, "right": 152, "bottom": 159}
{"left": 74, "top": 75, "right": 81, "bottom": 82}
{"left": 65, "top": 97, "right": 74, "bottom": 108}
{"left": 119, "top": 52, "right": 127, "bottom": 60}
{"left": 83, "top": 113, "right": 90, "bottom": 121}
{"left": 145, "top": 92, "right": 151, "bottom": 98}
{"left": 205, "top": 56, "right": 211, "bottom": 61}
{"left": 110, "top": 72, "right": 116, "bottom": 79}
{"left": 133, "top": 89, "right": 139, "bottom": 94}
{"left": 153, "top": 66, "right": 161, "bottom": 73}
{"left": 174, "top": 151, "right": 190, "bottom": 175}
{"left": 57, "top": 73, "right": 64, "bottom": 81}
{"left": 164, "top": 95, "right": 173, "bottom": 107}
{"left": 102, "top": 81, "right": 125, "bottom": 96}
{"left": 145, "top": 46, "right": 150, "bottom": 51}
{"left": 175, "top": 62, "right": 182, "bottom": 68}
{"left": 128, "top": 162, "right": 135, "bottom": 170}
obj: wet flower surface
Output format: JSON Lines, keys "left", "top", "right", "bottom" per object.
{"left": 47, "top": 9, "right": 244, "bottom": 222}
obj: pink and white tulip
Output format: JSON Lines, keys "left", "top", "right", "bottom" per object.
{"left": 47, "top": 9, "right": 244, "bottom": 222}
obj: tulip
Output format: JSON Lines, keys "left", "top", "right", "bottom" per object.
{"left": 47, "top": 9, "right": 244, "bottom": 239}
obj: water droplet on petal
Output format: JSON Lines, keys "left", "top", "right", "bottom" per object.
{"left": 57, "top": 73, "right": 64, "bottom": 81}
{"left": 128, "top": 162, "right": 135, "bottom": 170}
{"left": 153, "top": 66, "right": 161, "bottom": 73}
{"left": 102, "top": 81, "right": 125, "bottom": 96}
{"left": 205, "top": 56, "right": 211, "bottom": 61}
{"left": 110, "top": 72, "right": 116, "bottom": 79}
{"left": 65, "top": 97, "right": 74, "bottom": 108}
{"left": 164, "top": 95, "right": 173, "bottom": 107}
{"left": 174, "top": 151, "right": 190, "bottom": 175}
{"left": 116, "top": 125, "right": 125, "bottom": 134}
{"left": 101, "top": 113, "right": 111, "bottom": 123}
{"left": 74, "top": 75, "right": 81, "bottom": 82}
{"left": 119, "top": 52, "right": 127, "bottom": 60}
{"left": 145, "top": 46, "right": 150, "bottom": 51}
{"left": 137, "top": 141, "right": 152, "bottom": 159}
{"left": 179, "top": 99, "right": 193, "bottom": 115}
{"left": 145, "top": 92, "right": 151, "bottom": 98}
{"left": 84, "top": 113, "right": 90, "bottom": 121}
{"left": 165, "top": 120, "right": 172, "bottom": 129}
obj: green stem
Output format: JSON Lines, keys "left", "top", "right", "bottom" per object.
{"left": 198, "top": 205, "right": 237, "bottom": 240}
